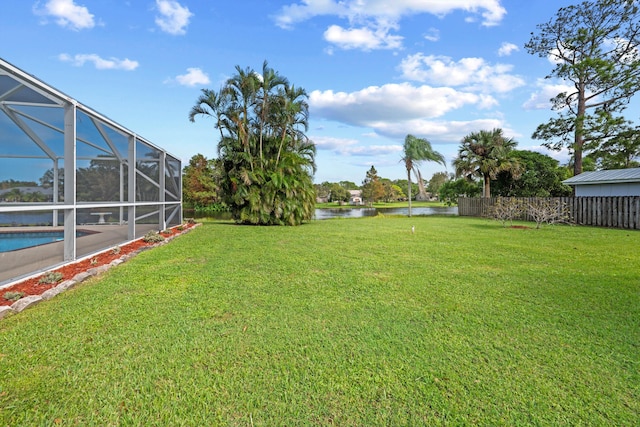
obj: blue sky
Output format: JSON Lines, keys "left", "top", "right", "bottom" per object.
{"left": 2, "top": 0, "right": 638, "bottom": 184}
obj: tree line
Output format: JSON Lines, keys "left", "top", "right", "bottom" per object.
{"left": 185, "top": 0, "right": 639, "bottom": 225}
{"left": 184, "top": 135, "right": 574, "bottom": 212}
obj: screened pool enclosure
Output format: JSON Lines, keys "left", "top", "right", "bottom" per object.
{"left": 0, "top": 58, "right": 182, "bottom": 285}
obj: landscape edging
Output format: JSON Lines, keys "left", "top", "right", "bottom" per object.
{"left": 0, "top": 223, "right": 201, "bottom": 321}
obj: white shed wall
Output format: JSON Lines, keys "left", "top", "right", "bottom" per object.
{"left": 574, "top": 182, "right": 640, "bottom": 197}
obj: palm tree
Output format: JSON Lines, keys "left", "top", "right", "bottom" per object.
{"left": 256, "top": 61, "right": 288, "bottom": 163}
{"left": 188, "top": 89, "right": 228, "bottom": 142}
{"left": 453, "top": 128, "right": 521, "bottom": 198}
{"left": 189, "top": 62, "right": 316, "bottom": 225}
{"left": 401, "top": 134, "right": 445, "bottom": 217}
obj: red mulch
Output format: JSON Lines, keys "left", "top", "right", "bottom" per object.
{"left": 1, "top": 224, "right": 194, "bottom": 306}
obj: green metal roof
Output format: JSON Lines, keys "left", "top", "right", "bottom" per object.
{"left": 563, "top": 168, "right": 640, "bottom": 185}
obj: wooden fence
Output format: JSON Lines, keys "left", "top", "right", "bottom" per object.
{"left": 457, "top": 196, "right": 640, "bottom": 230}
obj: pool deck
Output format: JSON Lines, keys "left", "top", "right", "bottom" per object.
{"left": 0, "top": 223, "right": 157, "bottom": 288}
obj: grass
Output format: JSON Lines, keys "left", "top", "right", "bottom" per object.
{"left": 0, "top": 216, "right": 638, "bottom": 425}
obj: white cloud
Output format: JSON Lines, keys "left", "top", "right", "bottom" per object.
{"left": 522, "top": 79, "right": 574, "bottom": 110}
{"left": 313, "top": 136, "right": 360, "bottom": 152}
{"left": 309, "top": 83, "right": 511, "bottom": 141}
{"left": 398, "top": 53, "right": 525, "bottom": 93}
{"left": 58, "top": 53, "right": 139, "bottom": 70}
{"left": 323, "top": 24, "right": 403, "bottom": 50}
{"left": 423, "top": 28, "right": 440, "bottom": 42}
{"left": 310, "top": 83, "right": 485, "bottom": 125}
{"left": 313, "top": 136, "right": 402, "bottom": 156}
{"left": 274, "top": 0, "right": 507, "bottom": 29}
{"left": 155, "top": 0, "right": 193, "bottom": 35}
{"left": 33, "top": 0, "right": 95, "bottom": 31}
{"left": 498, "top": 42, "right": 519, "bottom": 57}
{"left": 174, "top": 68, "right": 211, "bottom": 87}
{"left": 372, "top": 118, "right": 508, "bottom": 141}
{"left": 273, "top": 0, "right": 347, "bottom": 30}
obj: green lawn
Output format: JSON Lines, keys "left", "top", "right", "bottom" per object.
{"left": 1, "top": 216, "right": 638, "bottom": 425}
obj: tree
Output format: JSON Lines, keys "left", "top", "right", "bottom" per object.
{"left": 394, "top": 179, "right": 417, "bottom": 201}
{"left": 427, "top": 171, "right": 450, "bottom": 195}
{"left": 453, "top": 128, "right": 522, "bottom": 198}
{"left": 492, "top": 150, "right": 572, "bottom": 197}
{"left": 21, "top": 190, "right": 47, "bottom": 203}
{"left": 587, "top": 125, "right": 640, "bottom": 169}
{"left": 401, "top": 134, "right": 445, "bottom": 216}
{"left": 182, "top": 154, "right": 220, "bottom": 208}
{"left": 76, "top": 157, "right": 120, "bottom": 202}
{"left": 361, "top": 166, "right": 385, "bottom": 204}
{"left": 2, "top": 188, "right": 23, "bottom": 202}
{"left": 525, "top": 0, "right": 640, "bottom": 177}
{"left": 338, "top": 180, "right": 358, "bottom": 190}
{"left": 40, "top": 169, "right": 63, "bottom": 201}
{"left": 380, "top": 178, "right": 404, "bottom": 202}
{"left": 438, "top": 178, "right": 481, "bottom": 206}
{"left": 328, "top": 183, "right": 349, "bottom": 203}
{"left": 1, "top": 179, "right": 38, "bottom": 189}
{"left": 189, "top": 61, "right": 316, "bottom": 225}
{"left": 314, "top": 182, "right": 331, "bottom": 201}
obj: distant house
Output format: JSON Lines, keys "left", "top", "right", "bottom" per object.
{"left": 349, "top": 190, "right": 363, "bottom": 205}
{"left": 563, "top": 168, "right": 640, "bottom": 196}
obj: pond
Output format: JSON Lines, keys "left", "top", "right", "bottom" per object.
{"left": 313, "top": 206, "right": 458, "bottom": 220}
{"left": 185, "top": 206, "right": 458, "bottom": 220}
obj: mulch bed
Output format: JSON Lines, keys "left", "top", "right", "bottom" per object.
{"left": 1, "top": 224, "right": 195, "bottom": 306}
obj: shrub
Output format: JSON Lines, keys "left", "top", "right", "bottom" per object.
{"left": 491, "top": 197, "right": 525, "bottom": 227}
{"left": 193, "top": 203, "right": 229, "bottom": 216}
{"left": 38, "top": 271, "right": 63, "bottom": 284}
{"left": 3, "top": 291, "right": 25, "bottom": 301}
{"left": 142, "top": 231, "right": 165, "bottom": 243}
{"left": 111, "top": 246, "right": 121, "bottom": 255}
{"left": 527, "top": 199, "right": 573, "bottom": 229}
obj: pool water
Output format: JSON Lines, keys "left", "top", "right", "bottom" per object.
{"left": 0, "top": 230, "right": 91, "bottom": 253}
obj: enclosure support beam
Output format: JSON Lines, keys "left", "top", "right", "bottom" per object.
{"left": 159, "top": 151, "right": 166, "bottom": 231}
{"left": 63, "top": 101, "right": 77, "bottom": 261}
{"left": 128, "top": 135, "right": 136, "bottom": 240}
{"left": 53, "top": 159, "right": 59, "bottom": 226}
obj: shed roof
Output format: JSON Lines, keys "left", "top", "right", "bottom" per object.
{"left": 563, "top": 168, "right": 640, "bottom": 186}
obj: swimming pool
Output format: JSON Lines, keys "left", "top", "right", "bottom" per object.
{"left": 0, "top": 230, "right": 92, "bottom": 253}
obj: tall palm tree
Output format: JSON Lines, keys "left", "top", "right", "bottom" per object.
{"left": 453, "top": 128, "right": 521, "bottom": 198}
{"left": 256, "top": 61, "right": 288, "bottom": 164}
{"left": 188, "top": 89, "right": 227, "bottom": 142}
{"left": 401, "top": 134, "right": 445, "bottom": 217}
{"left": 189, "top": 62, "right": 316, "bottom": 225}
{"left": 273, "top": 84, "right": 309, "bottom": 166}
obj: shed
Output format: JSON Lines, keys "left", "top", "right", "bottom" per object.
{"left": 562, "top": 168, "right": 640, "bottom": 196}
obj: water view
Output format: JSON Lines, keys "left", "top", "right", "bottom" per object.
{"left": 186, "top": 206, "right": 458, "bottom": 220}
{"left": 313, "top": 206, "right": 458, "bottom": 220}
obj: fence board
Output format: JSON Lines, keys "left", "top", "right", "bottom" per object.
{"left": 457, "top": 196, "right": 640, "bottom": 230}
